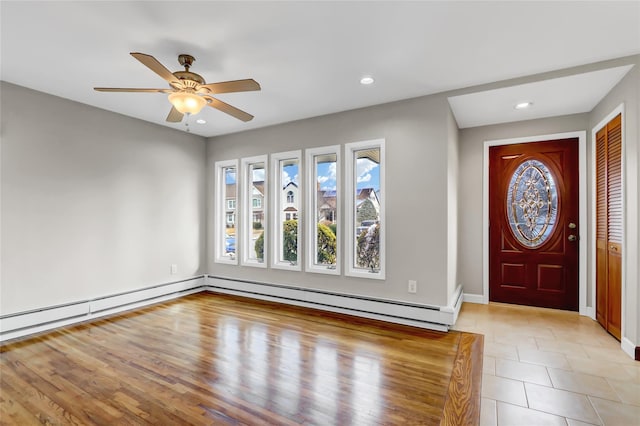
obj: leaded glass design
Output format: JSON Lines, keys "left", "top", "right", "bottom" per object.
{"left": 506, "top": 159, "right": 557, "bottom": 248}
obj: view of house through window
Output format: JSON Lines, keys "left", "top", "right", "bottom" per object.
{"left": 222, "top": 165, "right": 237, "bottom": 261}
{"left": 353, "top": 148, "right": 381, "bottom": 272}
{"left": 276, "top": 156, "right": 300, "bottom": 266}
{"left": 247, "top": 161, "right": 266, "bottom": 263}
{"left": 313, "top": 152, "right": 338, "bottom": 269}
{"left": 219, "top": 143, "right": 381, "bottom": 277}
{"left": 215, "top": 160, "right": 238, "bottom": 264}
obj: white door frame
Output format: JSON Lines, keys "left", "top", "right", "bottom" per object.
{"left": 482, "top": 131, "right": 589, "bottom": 316}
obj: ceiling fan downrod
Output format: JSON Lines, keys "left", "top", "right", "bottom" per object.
{"left": 178, "top": 54, "right": 195, "bottom": 71}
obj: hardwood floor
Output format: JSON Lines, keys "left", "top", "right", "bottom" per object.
{"left": 1, "top": 292, "right": 483, "bottom": 425}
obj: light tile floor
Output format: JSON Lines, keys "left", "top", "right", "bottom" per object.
{"left": 453, "top": 302, "right": 640, "bottom": 426}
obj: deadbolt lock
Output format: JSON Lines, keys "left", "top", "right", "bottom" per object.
{"left": 568, "top": 222, "right": 577, "bottom": 229}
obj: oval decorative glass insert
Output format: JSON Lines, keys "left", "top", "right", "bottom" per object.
{"left": 506, "top": 159, "right": 558, "bottom": 248}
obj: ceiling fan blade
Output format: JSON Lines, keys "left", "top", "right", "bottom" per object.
{"left": 130, "top": 52, "right": 178, "bottom": 84}
{"left": 204, "top": 96, "right": 254, "bottom": 122}
{"left": 166, "top": 106, "right": 184, "bottom": 123}
{"left": 199, "top": 79, "right": 261, "bottom": 95}
{"left": 94, "top": 87, "right": 173, "bottom": 93}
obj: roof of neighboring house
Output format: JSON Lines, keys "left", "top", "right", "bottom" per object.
{"left": 320, "top": 198, "right": 337, "bottom": 209}
{"left": 225, "top": 183, "right": 236, "bottom": 198}
{"left": 253, "top": 181, "right": 265, "bottom": 196}
{"left": 318, "top": 190, "right": 337, "bottom": 209}
{"left": 283, "top": 182, "right": 298, "bottom": 190}
{"left": 357, "top": 188, "right": 377, "bottom": 201}
{"left": 284, "top": 207, "right": 298, "bottom": 212}
{"left": 317, "top": 188, "right": 377, "bottom": 210}
{"left": 227, "top": 182, "right": 265, "bottom": 198}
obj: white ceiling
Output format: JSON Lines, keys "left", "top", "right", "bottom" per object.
{"left": 448, "top": 65, "right": 635, "bottom": 128}
{"left": 1, "top": 1, "right": 639, "bottom": 138}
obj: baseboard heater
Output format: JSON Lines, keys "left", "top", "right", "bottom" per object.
{"left": 206, "top": 275, "right": 462, "bottom": 332}
{"left": 0, "top": 276, "right": 206, "bottom": 342}
{"left": 1, "top": 275, "right": 462, "bottom": 342}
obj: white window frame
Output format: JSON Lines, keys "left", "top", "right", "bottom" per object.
{"left": 215, "top": 159, "right": 238, "bottom": 265}
{"left": 271, "top": 150, "right": 302, "bottom": 271}
{"left": 227, "top": 199, "right": 236, "bottom": 210}
{"left": 345, "top": 139, "right": 385, "bottom": 279}
{"left": 306, "top": 145, "right": 340, "bottom": 275}
{"left": 241, "top": 155, "right": 267, "bottom": 268}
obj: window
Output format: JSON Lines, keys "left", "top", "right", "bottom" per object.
{"left": 506, "top": 159, "right": 557, "bottom": 248}
{"left": 345, "top": 139, "right": 385, "bottom": 279}
{"left": 241, "top": 156, "right": 267, "bottom": 267}
{"left": 215, "top": 160, "right": 238, "bottom": 264}
{"left": 271, "top": 151, "right": 301, "bottom": 271}
{"left": 306, "top": 146, "right": 340, "bottom": 275}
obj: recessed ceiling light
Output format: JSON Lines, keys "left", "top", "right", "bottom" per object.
{"left": 515, "top": 101, "right": 533, "bottom": 110}
{"left": 360, "top": 76, "right": 375, "bottom": 85}
{"left": 196, "top": 119, "right": 207, "bottom": 124}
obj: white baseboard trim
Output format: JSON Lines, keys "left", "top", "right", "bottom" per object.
{"left": 463, "top": 293, "right": 487, "bottom": 304}
{"left": 621, "top": 337, "right": 637, "bottom": 360}
{"left": 0, "top": 276, "right": 206, "bottom": 342}
{"left": 580, "top": 306, "right": 595, "bottom": 319}
{"left": 206, "top": 275, "right": 460, "bottom": 332}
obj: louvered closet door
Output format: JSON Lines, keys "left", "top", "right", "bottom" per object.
{"left": 595, "top": 113, "right": 622, "bottom": 341}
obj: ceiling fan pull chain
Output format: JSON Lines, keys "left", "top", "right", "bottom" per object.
{"left": 184, "top": 112, "right": 191, "bottom": 132}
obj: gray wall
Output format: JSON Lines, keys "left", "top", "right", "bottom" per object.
{"left": 446, "top": 106, "right": 460, "bottom": 302}
{"left": 457, "top": 113, "right": 589, "bottom": 296}
{"left": 1, "top": 82, "right": 207, "bottom": 315}
{"left": 207, "top": 94, "right": 457, "bottom": 307}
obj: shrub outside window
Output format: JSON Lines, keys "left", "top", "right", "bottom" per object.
{"left": 345, "top": 139, "right": 385, "bottom": 279}
{"left": 241, "top": 156, "right": 267, "bottom": 267}
{"left": 306, "top": 146, "right": 340, "bottom": 275}
{"left": 271, "top": 151, "right": 302, "bottom": 271}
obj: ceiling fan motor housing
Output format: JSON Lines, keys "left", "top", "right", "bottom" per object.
{"left": 173, "top": 71, "right": 205, "bottom": 87}
{"left": 173, "top": 54, "right": 205, "bottom": 87}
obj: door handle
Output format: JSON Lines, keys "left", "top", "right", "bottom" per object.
{"left": 568, "top": 235, "right": 577, "bottom": 242}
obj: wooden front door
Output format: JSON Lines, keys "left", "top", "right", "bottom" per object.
{"left": 489, "top": 139, "right": 579, "bottom": 311}
{"left": 595, "top": 114, "right": 622, "bottom": 340}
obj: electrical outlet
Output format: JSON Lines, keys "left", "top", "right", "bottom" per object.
{"left": 171, "top": 264, "right": 178, "bottom": 275}
{"left": 408, "top": 280, "right": 417, "bottom": 294}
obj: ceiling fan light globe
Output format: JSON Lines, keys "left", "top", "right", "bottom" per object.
{"left": 168, "top": 91, "right": 206, "bottom": 115}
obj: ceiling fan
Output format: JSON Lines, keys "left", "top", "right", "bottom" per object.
{"left": 95, "top": 52, "right": 260, "bottom": 123}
